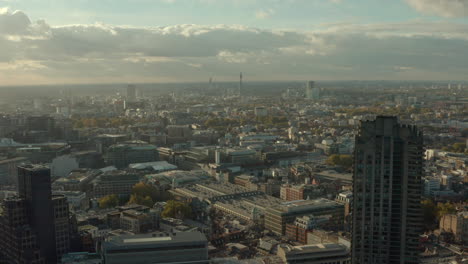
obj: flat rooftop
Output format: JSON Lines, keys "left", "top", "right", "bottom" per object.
{"left": 102, "top": 231, "right": 207, "bottom": 250}
{"left": 281, "top": 243, "right": 348, "bottom": 255}
{"left": 277, "top": 198, "right": 343, "bottom": 213}
{"left": 17, "top": 164, "right": 49, "bottom": 172}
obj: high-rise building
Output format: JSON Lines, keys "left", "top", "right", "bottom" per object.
{"left": 351, "top": 116, "right": 423, "bottom": 264}
{"left": 305, "top": 81, "right": 314, "bottom": 99}
{"left": 17, "top": 165, "right": 57, "bottom": 262}
{"left": 127, "top": 84, "right": 137, "bottom": 101}
{"left": 0, "top": 165, "right": 71, "bottom": 263}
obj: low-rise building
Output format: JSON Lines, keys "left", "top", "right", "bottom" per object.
{"left": 120, "top": 209, "right": 159, "bottom": 234}
{"left": 286, "top": 215, "right": 332, "bottom": 244}
{"left": 280, "top": 184, "right": 324, "bottom": 201}
{"left": 335, "top": 191, "right": 352, "bottom": 217}
{"left": 106, "top": 142, "right": 158, "bottom": 169}
{"left": 277, "top": 243, "right": 350, "bottom": 264}
{"left": 439, "top": 211, "right": 468, "bottom": 244}
{"left": 92, "top": 171, "right": 140, "bottom": 198}
{"left": 265, "top": 198, "right": 344, "bottom": 235}
{"left": 53, "top": 190, "right": 88, "bottom": 210}
{"left": 61, "top": 252, "right": 101, "bottom": 264}
{"left": 51, "top": 151, "right": 104, "bottom": 177}
{"left": 424, "top": 177, "right": 441, "bottom": 196}
{"left": 101, "top": 231, "right": 209, "bottom": 264}
{"left": 0, "top": 157, "right": 29, "bottom": 185}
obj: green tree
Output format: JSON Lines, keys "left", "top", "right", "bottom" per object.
{"left": 99, "top": 194, "right": 119, "bottom": 209}
{"left": 161, "top": 200, "right": 192, "bottom": 219}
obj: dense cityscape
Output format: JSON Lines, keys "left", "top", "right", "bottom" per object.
{"left": 0, "top": 80, "right": 466, "bottom": 264}
{"left": 1, "top": 0, "right": 468, "bottom": 263}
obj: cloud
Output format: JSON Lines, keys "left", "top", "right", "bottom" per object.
{"left": 255, "top": 8, "right": 275, "bottom": 19}
{"left": 0, "top": 8, "right": 31, "bottom": 34}
{"left": 405, "top": 0, "right": 468, "bottom": 17}
{"left": 2, "top": 7, "right": 468, "bottom": 84}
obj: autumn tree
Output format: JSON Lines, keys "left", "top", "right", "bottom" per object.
{"left": 451, "top": 143, "right": 466, "bottom": 153}
{"left": 437, "top": 202, "right": 457, "bottom": 219}
{"left": 132, "top": 182, "right": 159, "bottom": 201}
{"left": 127, "top": 182, "right": 172, "bottom": 207}
{"left": 128, "top": 194, "right": 154, "bottom": 208}
{"left": 422, "top": 200, "right": 458, "bottom": 231}
{"left": 99, "top": 194, "right": 119, "bottom": 209}
{"left": 161, "top": 200, "right": 192, "bottom": 219}
{"left": 326, "top": 154, "right": 353, "bottom": 170}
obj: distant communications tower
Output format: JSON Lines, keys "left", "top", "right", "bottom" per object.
{"left": 239, "top": 72, "right": 243, "bottom": 97}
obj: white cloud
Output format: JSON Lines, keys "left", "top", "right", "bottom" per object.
{"left": 0, "top": 60, "right": 46, "bottom": 71}
{"left": 217, "top": 50, "right": 250, "bottom": 63}
{"left": 405, "top": 0, "right": 468, "bottom": 17}
{"left": 2, "top": 7, "right": 468, "bottom": 84}
{"left": 255, "top": 8, "right": 275, "bottom": 19}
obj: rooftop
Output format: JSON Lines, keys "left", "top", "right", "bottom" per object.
{"left": 129, "top": 160, "right": 177, "bottom": 171}
{"left": 280, "top": 243, "right": 348, "bottom": 255}
{"left": 276, "top": 198, "right": 343, "bottom": 213}
{"left": 102, "top": 231, "right": 207, "bottom": 250}
{"left": 17, "top": 164, "right": 49, "bottom": 172}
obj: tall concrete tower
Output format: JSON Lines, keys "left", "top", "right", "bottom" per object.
{"left": 351, "top": 116, "right": 423, "bottom": 264}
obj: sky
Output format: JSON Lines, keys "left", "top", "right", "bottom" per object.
{"left": 1, "top": 0, "right": 468, "bottom": 85}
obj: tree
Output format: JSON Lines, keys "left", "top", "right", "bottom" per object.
{"left": 128, "top": 194, "right": 154, "bottom": 208}
{"left": 161, "top": 200, "right": 192, "bottom": 219}
{"left": 422, "top": 199, "right": 438, "bottom": 230}
{"left": 127, "top": 182, "right": 173, "bottom": 207}
{"left": 437, "top": 202, "right": 457, "bottom": 219}
{"left": 326, "top": 154, "right": 353, "bottom": 170}
{"left": 99, "top": 194, "right": 119, "bottom": 209}
{"left": 118, "top": 194, "right": 130, "bottom": 205}
{"left": 451, "top": 143, "right": 466, "bottom": 153}
{"left": 422, "top": 200, "right": 458, "bottom": 231}
{"left": 132, "top": 182, "right": 159, "bottom": 201}
{"left": 327, "top": 154, "right": 341, "bottom": 166}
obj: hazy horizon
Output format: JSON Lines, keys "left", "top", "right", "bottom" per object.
{"left": 2, "top": 0, "right": 468, "bottom": 85}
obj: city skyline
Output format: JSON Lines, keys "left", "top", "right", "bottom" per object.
{"left": 1, "top": 1, "right": 468, "bottom": 85}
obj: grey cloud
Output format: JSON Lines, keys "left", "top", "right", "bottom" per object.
{"left": 0, "top": 8, "right": 30, "bottom": 34}
{"left": 2, "top": 8, "right": 468, "bottom": 84}
{"left": 405, "top": 0, "right": 468, "bottom": 17}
